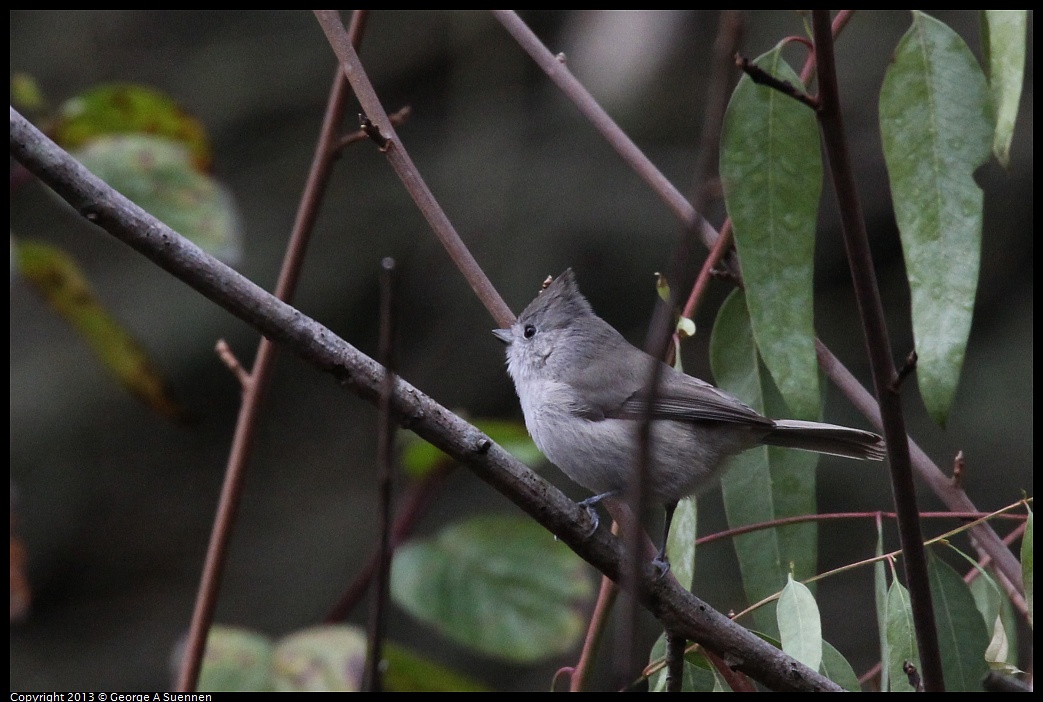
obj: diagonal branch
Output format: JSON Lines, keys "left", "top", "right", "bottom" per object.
{"left": 490, "top": 9, "right": 721, "bottom": 252}
{"left": 313, "top": 9, "right": 514, "bottom": 328}
{"left": 10, "top": 105, "right": 842, "bottom": 692}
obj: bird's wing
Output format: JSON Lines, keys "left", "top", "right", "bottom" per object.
{"left": 570, "top": 358, "right": 771, "bottom": 428}
{"left": 616, "top": 376, "right": 773, "bottom": 426}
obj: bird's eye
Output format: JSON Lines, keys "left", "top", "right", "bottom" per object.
{"left": 523, "top": 324, "right": 537, "bottom": 339}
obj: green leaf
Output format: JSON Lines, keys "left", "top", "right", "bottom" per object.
{"left": 874, "top": 528, "right": 890, "bottom": 692}
{"left": 968, "top": 577, "right": 1016, "bottom": 671}
{"left": 53, "top": 83, "right": 212, "bottom": 169}
{"left": 711, "top": 290, "right": 818, "bottom": 636}
{"left": 777, "top": 573, "right": 822, "bottom": 672}
{"left": 885, "top": 579, "right": 919, "bottom": 691}
{"left": 271, "top": 625, "right": 367, "bottom": 692}
{"left": 981, "top": 11, "right": 1027, "bottom": 168}
{"left": 71, "top": 134, "right": 242, "bottom": 264}
{"left": 11, "top": 72, "right": 47, "bottom": 114}
{"left": 665, "top": 498, "right": 697, "bottom": 592}
{"left": 720, "top": 43, "right": 821, "bottom": 421}
{"left": 1022, "top": 507, "right": 1033, "bottom": 629}
{"left": 927, "top": 549, "right": 990, "bottom": 690}
{"left": 820, "top": 639, "right": 861, "bottom": 692}
{"left": 390, "top": 515, "right": 593, "bottom": 663}
{"left": 382, "top": 642, "right": 491, "bottom": 692}
{"left": 399, "top": 419, "right": 542, "bottom": 479}
{"left": 16, "top": 240, "right": 189, "bottom": 423}
{"left": 198, "top": 625, "right": 274, "bottom": 692}
{"left": 879, "top": 11, "right": 994, "bottom": 426}
{"left": 937, "top": 539, "right": 1022, "bottom": 673}
{"left": 944, "top": 541, "right": 1004, "bottom": 636}
{"left": 196, "top": 624, "right": 492, "bottom": 692}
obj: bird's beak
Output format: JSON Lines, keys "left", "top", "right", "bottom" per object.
{"left": 492, "top": 328, "right": 512, "bottom": 345}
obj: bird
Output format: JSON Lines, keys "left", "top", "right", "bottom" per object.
{"left": 494, "top": 269, "right": 885, "bottom": 567}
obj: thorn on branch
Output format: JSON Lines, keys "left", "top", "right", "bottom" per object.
{"left": 890, "top": 350, "right": 918, "bottom": 392}
{"left": 902, "top": 661, "right": 923, "bottom": 692}
{"left": 952, "top": 450, "right": 965, "bottom": 490}
{"left": 338, "top": 106, "right": 411, "bottom": 152}
{"left": 736, "top": 54, "right": 819, "bottom": 110}
{"left": 709, "top": 260, "right": 742, "bottom": 288}
{"left": 360, "top": 113, "right": 392, "bottom": 151}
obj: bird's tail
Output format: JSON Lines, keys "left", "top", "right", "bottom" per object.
{"left": 764, "top": 420, "right": 886, "bottom": 460}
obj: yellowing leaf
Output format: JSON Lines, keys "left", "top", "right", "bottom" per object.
{"left": 53, "top": 83, "right": 212, "bottom": 170}
{"left": 16, "top": 240, "right": 189, "bottom": 423}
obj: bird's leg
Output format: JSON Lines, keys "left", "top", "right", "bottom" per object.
{"left": 576, "top": 490, "right": 618, "bottom": 537}
{"left": 652, "top": 500, "right": 679, "bottom": 577}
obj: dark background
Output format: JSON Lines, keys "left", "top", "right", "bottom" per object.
{"left": 10, "top": 10, "right": 1032, "bottom": 691}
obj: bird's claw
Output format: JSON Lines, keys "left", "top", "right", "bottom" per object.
{"left": 576, "top": 498, "right": 601, "bottom": 537}
{"left": 576, "top": 491, "right": 616, "bottom": 539}
{"left": 652, "top": 553, "right": 671, "bottom": 580}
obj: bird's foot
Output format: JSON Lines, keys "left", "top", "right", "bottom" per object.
{"left": 652, "top": 551, "right": 672, "bottom": 580}
{"left": 576, "top": 491, "right": 617, "bottom": 538}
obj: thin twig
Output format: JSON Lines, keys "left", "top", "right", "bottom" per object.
{"left": 335, "top": 106, "right": 412, "bottom": 152}
{"left": 490, "top": 10, "right": 720, "bottom": 252}
{"left": 359, "top": 114, "right": 391, "bottom": 151}
{"left": 695, "top": 508, "right": 1025, "bottom": 548}
{"left": 811, "top": 11, "right": 943, "bottom": 689}
{"left": 799, "top": 10, "right": 857, "bottom": 84}
{"left": 214, "top": 339, "right": 251, "bottom": 388}
{"left": 736, "top": 54, "right": 819, "bottom": 109}
{"left": 570, "top": 566, "right": 619, "bottom": 691}
{"left": 365, "top": 257, "right": 397, "bottom": 692}
{"left": 313, "top": 10, "right": 515, "bottom": 328}
{"left": 682, "top": 220, "right": 735, "bottom": 323}
{"left": 324, "top": 462, "right": 453, "bottom": 623}
{"left": 174, "top": 10, "right": 371, "bottom": 692}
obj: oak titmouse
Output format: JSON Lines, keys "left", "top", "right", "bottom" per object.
{"left": 494, "top": 269, "right": 885, "bottom": 561}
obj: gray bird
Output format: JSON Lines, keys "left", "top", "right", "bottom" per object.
{"left": 494, "top": 269, "right": 885, "bottom": 566}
